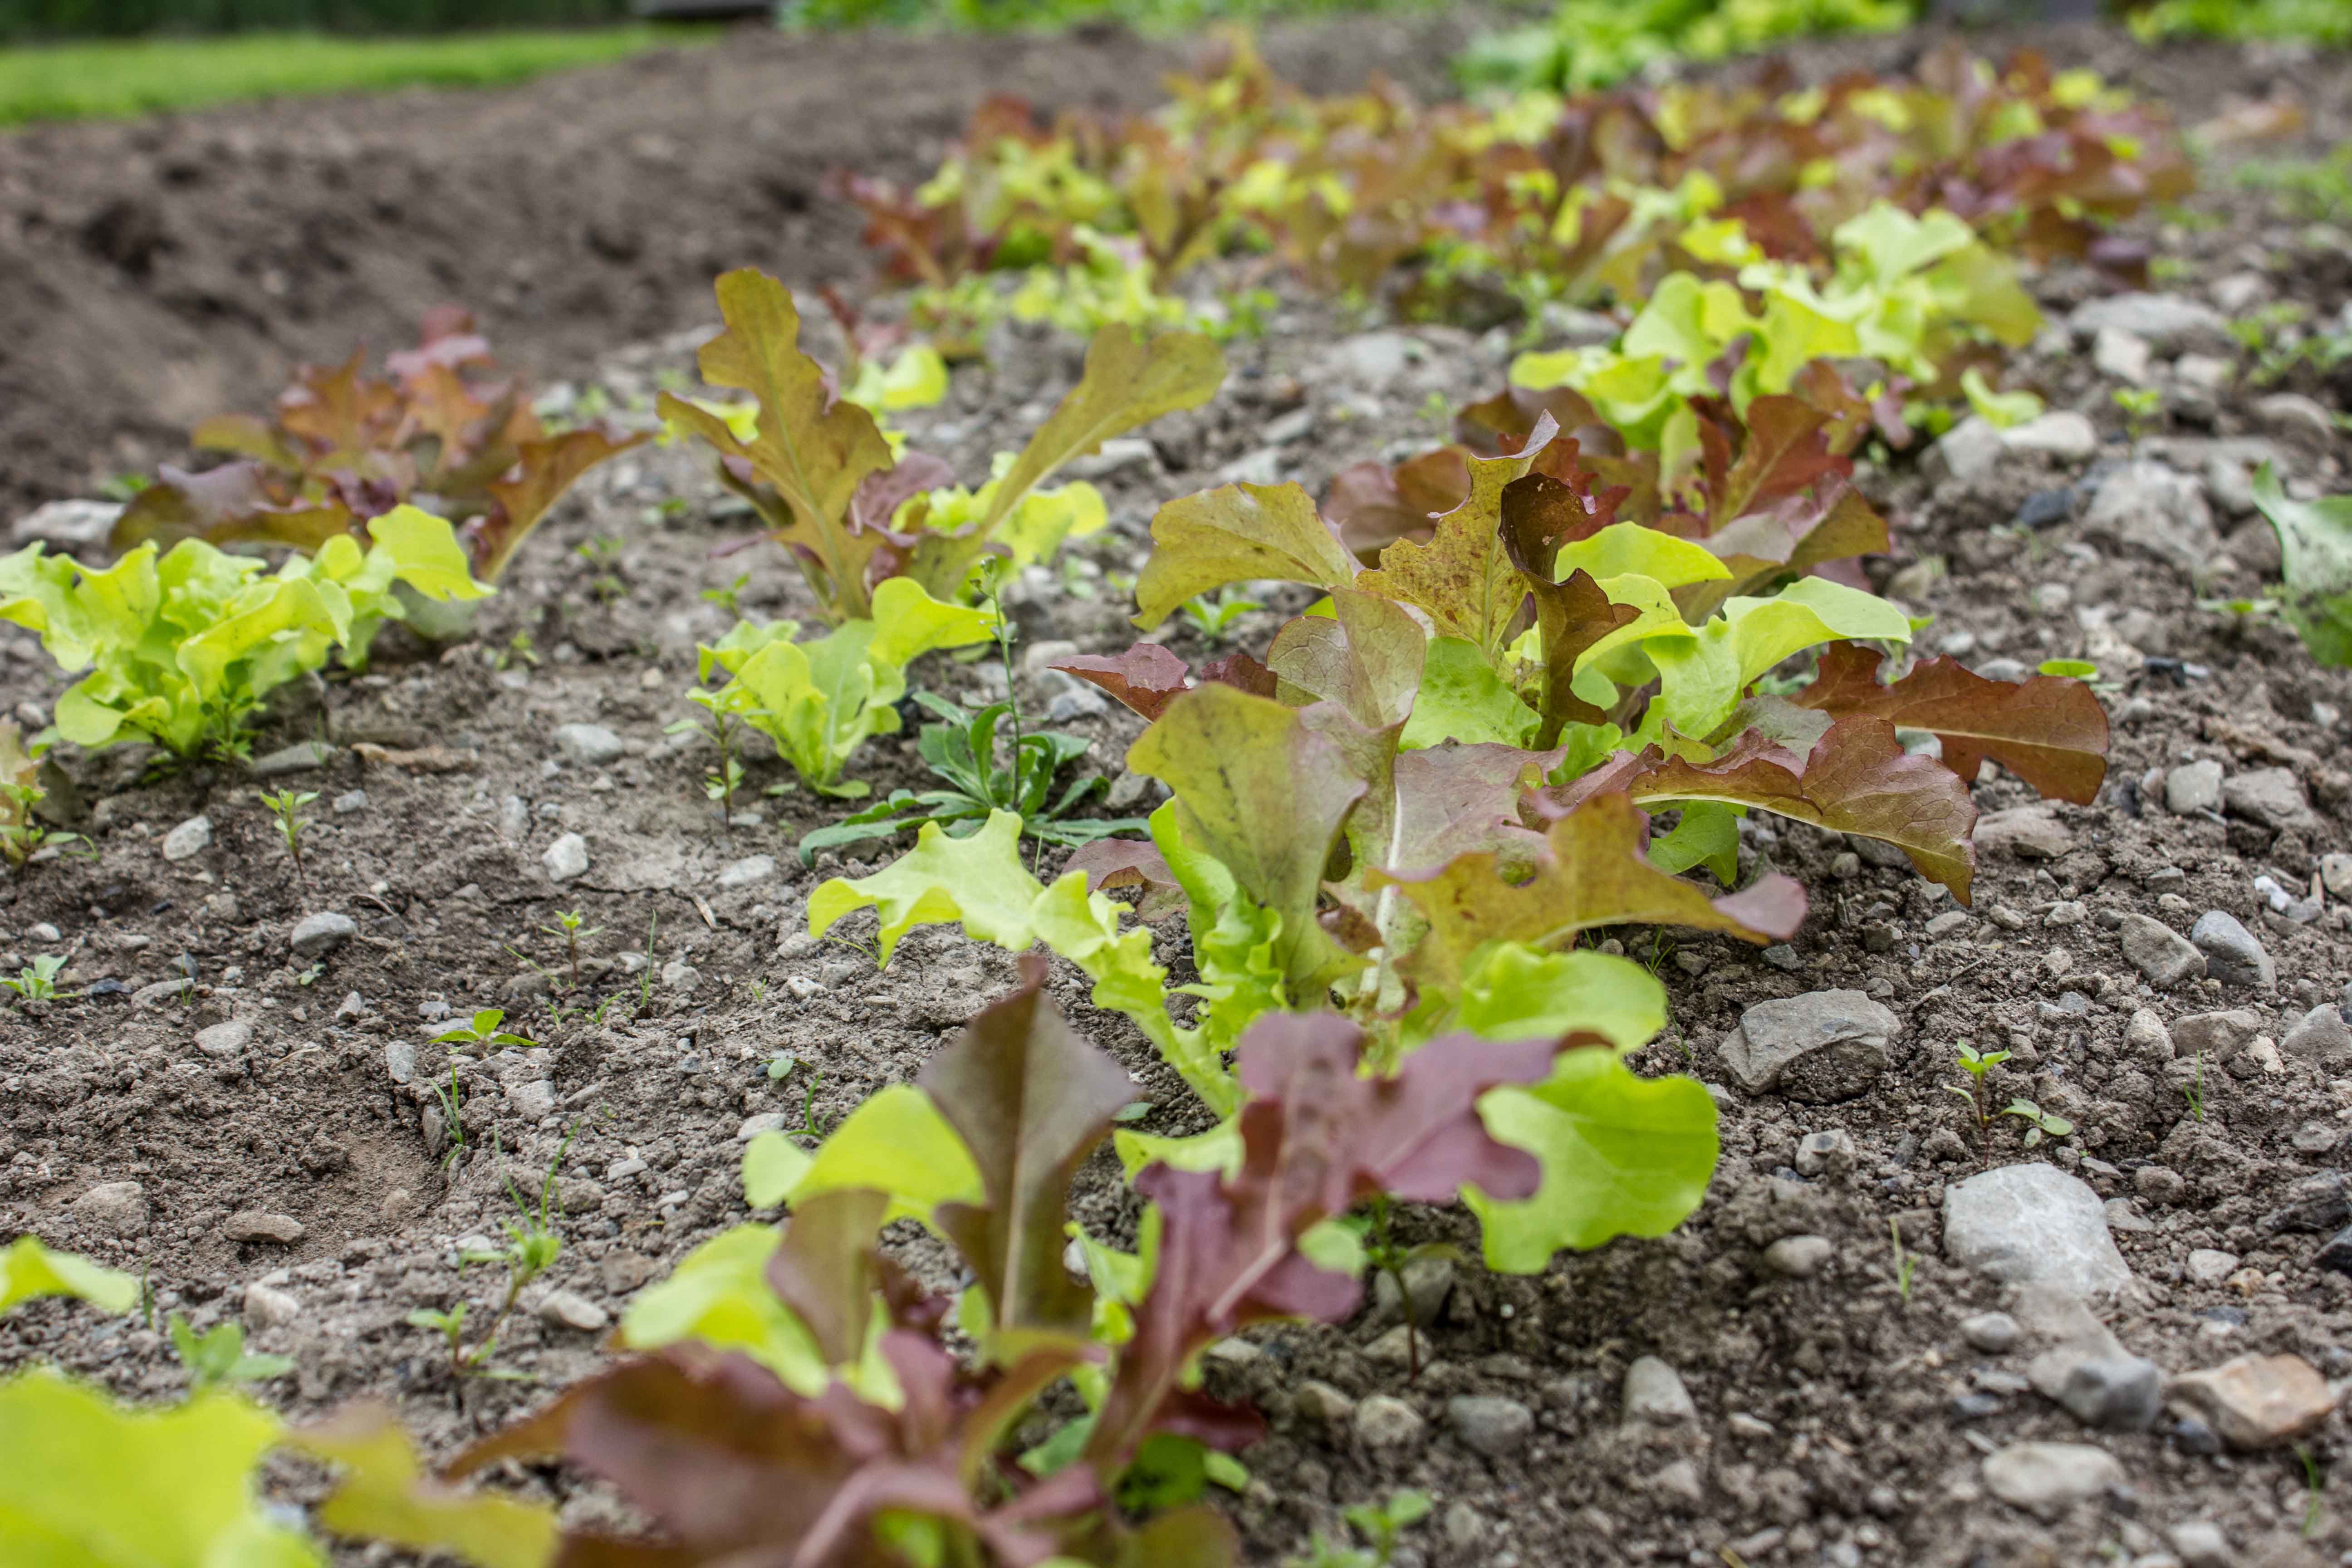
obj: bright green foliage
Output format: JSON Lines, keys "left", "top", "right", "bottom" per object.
{"left": 0, "top": 1236, "right": 138, "bottom": 1316}
{"left": 1459, "top": 0, "right": 1913, "bottom": 94}
{"left": 2254, "top": 462, "right": 2352, "bottom": 668}
{"left": 0, "top": 1370, "right": 321, "bottom": 1568}
{"left": 2132, "top": 0, "right": 2352, "bottom": 45}
{"left": 170, "top": 1316, "right": 294, "bottom": 1392}
{"left": 296, "top": 1406, "right": 559, "bottom": 1568}
{"left": 691, "top": 577, "right": 999, "bottom": 797}
{"left": 0, "top": 507, "right": 488, "bottom": 757}
{"left": 1510, "top": 202, "right": 2038, "bottom": 451}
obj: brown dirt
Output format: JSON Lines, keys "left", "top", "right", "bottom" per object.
{"left": 4, "top": 17, "right": 2352, "bottom": 1568}
{"left": 0, "top": 11, "right": 1489, "bottom": 515}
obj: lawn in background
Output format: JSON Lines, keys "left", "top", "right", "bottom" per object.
{"left": 0, "top": 25, "right": 694, "bottom": 126}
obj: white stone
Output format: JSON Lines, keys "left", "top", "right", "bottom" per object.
{"left": 11, "top": 499, "right": 122, "bottom": 549}
{"left": 1942, "top": 1162, "right": 2132, "bottom": 1298}
{"left": 2092, "top": 327, "right": 2152, "bottom": 385}
{"left": 543, "top": 833, "right": 589, "bottom": 882}
{"left": 553, "top": 724, "right": 625, "bottom": 766}
{"left": 161, "top": 816, "right": 213, "bottom": 862}
{"left": 243, "top": 1281, "right": 303, "bottom": 1330}
{"left": 1981, "top": 1441, "right": 2125, "bottom": 1519}
{"left": 1930, "top": 416, "right": 2004, "bottom": 485}
{"left": 194, "top": 1020, "right": 253, "bottom": 1057}
{"left": 2185, "top": 1248, "right": 2240, "bottom": 1285}
{"left": 2003, "top": 410, "right": 2099, "bottom": 460}
{"left": 717, "top": 854, "right": 777, "bottom": 890}
{"left": 1622, "top": 1356, "right": 1697, "bottom": 1424}
{"left": 2068, "top": 292, "right": 2231, "bottom": 354}
{"left": 1716, "top": 990, "right": 1896, "bottom": 1101}
{"left": 537, "top": 1289, "right": 611, "bottom": 1333}
{"left": 2164, "top": 760, "right": 2223, "bottom": 815}
{"left": 505, "top": 1079, "right": 556, "bottom": 1120}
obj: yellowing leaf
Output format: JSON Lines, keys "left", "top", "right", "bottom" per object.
{"left": 297, "top": 1405, "right": 557, "bottom": 1568}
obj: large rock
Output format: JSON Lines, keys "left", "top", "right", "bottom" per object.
{"left": 2068, "top": 292, "right": 2232, "bottom": 355}
{"left": 2171, "top": 1009, "right": 2261, "bottom": 1063}
{"left": 543, "top": 833, "right": 590, "bottom": 883}
{"left": 1981, "top": 1441, "right": 2126, "bottom": 1519}
{"left": 1716, "top": 990, "right": 1896, "bottom": 1101}
{"left": 288, "top": 912, "right": 355, "bottom": 959}
{"left": 1942, "top": 1163, "right": 2132, "bottom": 1297}
{"left": 2168, "top": 1354, "right": 2339, "bottom": 1449}
{"left": 2221, "top": 767, "right": 2318, "bottom": 833}
{"left": 2189, "top": 911, "right": 2274, "bottom": 988}
{"left": 2117, "top": 914, "right": 2204, "bottom": 988}
{"left": 2081, "top": 462, "right": 2219, "bottom": 574}
{"left": 2282, "top": 1004, "right": 2352, "bottom": 1067}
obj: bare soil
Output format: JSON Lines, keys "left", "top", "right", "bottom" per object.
{"left": 3, "top": 17, "right": 2352, "bottom": 1568}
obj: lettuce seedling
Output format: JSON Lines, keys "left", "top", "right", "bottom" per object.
{"left": 0, "top": 507, "right": 490, "bottom": 760}
{"left": 110, "top": 309, "right": 646, "bottom": 583}
{"left": 0, "top": 721, "right": 83, "bottom": 868}
{"left": 662, "top": 268, "right": 1222, "bottom": 625}
{"left": 2254, "top": 461, "right": 2352, "bottom": 668}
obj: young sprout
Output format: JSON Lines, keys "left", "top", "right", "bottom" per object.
{"left": 1944, "top": 1041, "right": 2009, "bottom": 1136}
{"left": 669, "top": 683, "right": 755, "bottom": 831}
{"left": 542, "top": 911, "right": 603, "bottom": 991}
{"left": 407, "top": 1129, "right": 573, "bottom": 1377}
{"left": 3, "top": 954, "right": 66, "bottom": 1002}
{"left": 431, "top": 1065, "right": 468, "bottom": 1169}
{"left": 1177, "top": 585, "right": 1263, "bottom": 642}
{"left": 2183, "top": 1051, "right": 2207, "bottom": 1122}
{"left": 2000, "top": 1098, "right": 2074, "bottom": 1148}
{"left": 169, "top": 1314, "right": 293, "bottom": 1392}
{"left": 2112, "top": 385, "right": 2161, "bottom": 438}
{"left": 433, "top": 1008, "right": 537, "bottom": 1056}
{"left": 701, "top": 571, "right": 752, "bottom": 618}
{"left": 257, "top": 789, "right": 318, "bottom": 889}
{"left": 767, "top": 1054, "right": 827, "bottom": 1137}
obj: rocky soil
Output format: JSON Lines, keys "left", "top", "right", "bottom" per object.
{"left": 4, "top": 18, "right": 2352, "bottom": 1568}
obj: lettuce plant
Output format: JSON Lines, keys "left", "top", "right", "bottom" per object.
{"left": 689, "top": 576, "right": 999, "bottom": 799}
{"left": 2254, "top": 462, "right": 2352, "bottom": 668}
{"left": 663, "top": 268, "right": 1224, "bottom": 625}
{"left": 0, "top": 506, "right": 490, "bottom": 759}
{"left": 808, "top": 398, "right": 2108, "bottom": 1272}
{"left": 110, "top": 309, "right": 646, "bottom": 583}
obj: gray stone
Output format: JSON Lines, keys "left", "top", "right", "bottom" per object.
{"left": 1794, "top": 1128, "right": 1857, "bottom": 1177}
{"left": 661, "top": 958, "right": 701, "bottom": 994}
{"left": 2168, "top": 1353, "right": 2339, "bottom": 1449}
{"left": 1717, "top": 990, "right": 1896, "bottom": 1101}
{"left": 1981, "top": 1441, "right": 2125, "bottom": 1519}
{"left": 223, "top": 1210, "right": 304, "bottom": 1245}
{"left": 2282, "top": 1003, "right": 2352, "bottom": 1066}
{"left": 2185, "top": 1248, "right": 2240, "bottom": 1285}
{"left": 2003, "top": 409, "right": 2099, "bottom": 460}
{"left": 736, "top": 1112, "right": 789, "bottom": 1142}
{"left": 1446, "top": 1395, "right": 1534, "bottom": 1457}
{"left": 2254, "top": 392, "right": 2335, "bottom": 455}
{"left": 2125, "top": 1009, "right": 2174, "bottom": 1063}
{"left": 333, "top": 789, "right": 368, "bottom": 816}
{"left": 2081, "top": 462, "right": 2219, "bottom": 573}
{"left": 552, "top": 723, "right": 625, "bottom": 766}
{"left": 717, "top": 854, "right": 777, "bottom": 890}
{"left": 1352, "top": 1394, "right": 1426, "bottom": 1450}
{"left": 537, "top": 1289, "right": 611, "bottom": 1333}
{"left": 2092, "top": 327, "right": 2152, "bottom": 385}
{"left": 12, "top": 498, "right": 122, "bottom": 549}
{"left": 384, "top": 1040, "right": 416, "bottom": 1085}
{"left": 1930, "top": 416, "right": 2004, "bottom": 485}
{"left": 2169, "top": 1521, "right": 2230, "bottom": 1568}
{"left": 1960, "top": 1312, "right": 2020, "bottom": 1353}
{"left": 2136, "top": 1166, "right": 2186, "bottom": 1204}
{"left": 1943, "top": 1163, "right": 2132, "bottom": 1297}
{"left": 1328, "top": 332, "right": 1419, "bottom": 391}
{"left": 2104, "top": 1197, "right": 2156, "bottom": 1233}
{"left": 1974, "top": 804, "right": 2073, "bottom": 860}
{"left": 1215, "top": 447, "right": 1283, "bottom": 486}
{"left": 2069, "top": 292, "right": 2231, "bottom": 354}
{"left": 161, "top": 815, "right": 214, "bottom": 862}
{"left": 2172, "top": 1009, "right": 2262, "bottom": 1063}
{"left": 1925, "top": 910, "right": 1974, "bottom": 940}
{"left": 542, "top": 833, "right": 589, "bottom": 883}
{"left": 2117, "top": 913, "right": 2204, "bottom": 988}
{"left": 2164, "top": 760, "right": 2223, "bottom": 815}
{"left": 195, "top": 1020, "right": 252, "bottom": 1057}
{"left": 2189, "top": 911, "right": 2273, "bottom": 988}
{"left": 2321, "top": 852, "right": 2352, "bottom": 897}
{"left": 1761, "top": 1235, "right": 1832, "bottom": 1278}
{"left": 1622, "top": 1356, "right": 1697, "bottom": 1424}
{"left": 72, "top": 1181, "right": 148, "bottom": 1237}
{"left": 1370, "top": 1253, "right": 1454, "bottom": 1328}
{"left": 253, "top": 741, "right": 335, "bottom": 778}
{"left": 497, "top": 795, "right": 529, "bottom": 843}
{"left": 2029, "top": 1345, "right": 2163, "bottom": 1430}
{"left": 1063, "top": 438, "right": 1157, "bottom": 482}
{"left": 289, "top": 912, "right": 355, "bottom": 959}
{"left": 1293, "top": 1380, "right": 1356, "bottom": 1440}
{"left": 505, "top": 1079, "right": 556, "bottom": 1121}
{"left": 2221, "top": 766, "right": 2317, "bottom": 832}
{"left": 243, "top": 1281, "right": 303, "bottom": 1330}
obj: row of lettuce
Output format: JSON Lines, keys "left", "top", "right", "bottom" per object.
{"left": 0, "top": 29, "right": 2324, "bottom": 1568}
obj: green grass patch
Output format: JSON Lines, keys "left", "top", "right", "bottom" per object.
{"left": 0, "top": 25, "right": 695, "bottom": 126}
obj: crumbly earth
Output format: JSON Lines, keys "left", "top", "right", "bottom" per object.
{"left": 4, "top": 18, "right": 2352, "bottom": 1568}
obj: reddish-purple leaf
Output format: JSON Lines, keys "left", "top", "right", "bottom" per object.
{"left": 1053, "top": 642, "right": 1192, "bottom": 721}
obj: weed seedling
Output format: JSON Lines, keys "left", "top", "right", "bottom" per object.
{"left": 701, "top": 571, "right": 751, "bottom": 618}
{"left": 493, "top": 631, "right": 540, "bottom": 672}
{"left": 433, "top": 1008, "right": 537, "bottom": 1056}
{"left": 409, "top": 1129, "right": 573, "bottom": 1377}
{"left": 1177, "top": 585, "right": 1263, "bottom": 642}
{"left": 2184, "top": 1051, "right": 2207, "bottom": 1122}
{"left": 2000, "top": 1098, "right": 2074, "bottom": 1148}
{"left": 1288, "top": 1489, "right": 1432, "bottom": 1567}
{"left": 257, "top": 788, "right": 318, "bottom": 889}
{"left": 169, "top": 1313, "right": 292, "bottom": 1391}
{"left": 1944, "top": 1042, "right": 2009, "bottom": 1136}
{"left": 542, "top": 910, "right": 602, "bottom": 990}
{"left": 2298, "top": 1445, "right": 2327, "bottom": 1538}
{"left": 2111, "top": 385, "right": 2162, "bottom": 438}
{"left": 1356, "top": 1196, "right": 1457, "bottom": 1383}
{"left": 668, "top": 689, "right": 751, "bottom": 830}
{"left": 431, "top": 1066, "right": 468, "bottom": 1170}
{"left": 3, "top": 955, "right": 66, "bottom": 1002}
